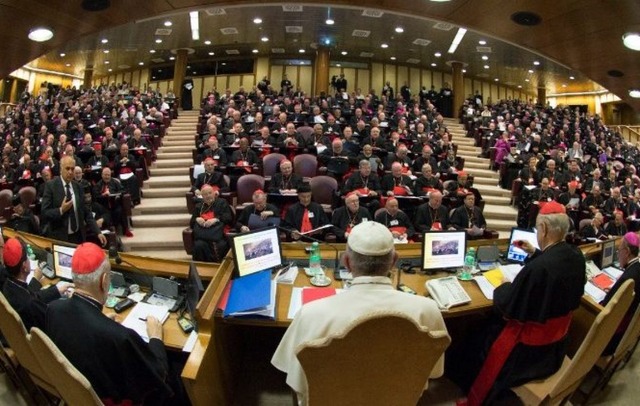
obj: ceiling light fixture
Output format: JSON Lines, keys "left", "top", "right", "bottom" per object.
{"left": 481, "top": 55, "right": 488, "bottom": 60}
{"left": 139, "top": 62, "right": 144, "bottom": 66}
{"left": 204, "top": 40, "right": 211, "bottom": 45}
{"left": 149, "top": 49, "right": 156, "bottom": 53}
{"left": 518, "top": 85, "right": 522, "bottom": 88}
{"left": 395, "top": 27, "right": 404, "bottom": 33}
{"left": 623, "top": 32, "right": 640, "bottom": 51}
{"left": 108, "top": 68, "right": 112, "bottom": 72}
{"left": 252, "top": 49, "right": 259, "bottom": 53}
{"left": 104, "top": 60, "right": 110, "bottom": 64}
{"left": 341, "top": 51, "right": 347, "bottom": 55}
{"left": 629, "top": 89, "right": 640, "bottom": 98}
{"left": 28, "top": 27, "right": 54, "bottom": 42}
{"left": 261, "top": 36, "right": 269, "bottom": 42}
{"left": 253, "top": 17, "right": 262, "bottom": 24}
{"left": 533, "top": 60, "right": 540, "bottom": 65}
{"left": 569, "top": 76, "right": 575, "bottom": 80}
{"left": 59, "top": 53, "right": 66, "bottom": 57}
{"left": 209, "top": 51, "right": 215, "bottom": 56}
{"left": 326, "top": 8, "right": 334, "bottom": 25}
{"left": 189, "top": 11, "right": 200, "bottom": 41}
{"left": 494, "top": 78, "right": 499, "bottom": 82}
{"left": 448, "top": 27, "right": 467, "bottom": 54}
{"left": 483, "top": 65, "right": 489, "bottom": 69}
{"left": 169, "top": 56, "right": 175, "bottom": 60}
{"left": 525, "top": 79, "right": 530, "bottom": 82}
{"left": 431, "top": 63, "right": 437, "bottom": 67}
{"left": 390, "top": 56, "right": 396, "bottom": 60}
{"left": 103, "top": 49, "right": 109, "bottom": 54}
{"left": 381, "top": 43, "right": 389, "bottom": 48}
{"left": 101, "top": 38, "right": 108, "bottom": 44}
{"left": 164, "top": 20, "right": 172, "bottom": 27}
{"left": 299, "top": 49, "right": 305, "bottom": 53}
{"left": 462, "top": 69, "right": 466, "bottom": 73}
{"left": 562, "top": 84, "right": 567, "bottom": 87}
{"left": 478, "top": 40, "right": 487, "bottom": 45}
{"left": 434, "top": 52, "right": 442, "bottom": 57}
{"left": 528, "top": 69, "right": 534, "bottom": 73}
{"left": 65, "top": 63, "right": 71, "bottom": 67}
{"left": 155, "top": 39, "right": 162, "bottom": 44}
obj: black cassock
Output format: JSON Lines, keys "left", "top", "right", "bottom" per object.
{"left": 46, "top": 295, "right": 172, "bottom": 404}
{"left": 3, "top": 278, "right": 60, "bottom": 331}
{"left": 182, "top": 78, "right": 194, "bottom": 110}
{"left": 284, "top": 202, "right": 328, "bottom": 238}
{"left": 331, "top": 206, "right": 371, "bottom": 242}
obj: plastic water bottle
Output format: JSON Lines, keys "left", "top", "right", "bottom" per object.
{"left": 461, "top": 247, "right": 476, "bottom": 280}
{"left": 26, "top": 244, "right": 35, "bottom": 261}
{"left": 309, "top": 242, "right": 322, "bottom": 275}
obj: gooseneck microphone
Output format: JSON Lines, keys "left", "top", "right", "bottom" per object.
{"left": 275, "top": 224, "right": 341, "bottom": 275}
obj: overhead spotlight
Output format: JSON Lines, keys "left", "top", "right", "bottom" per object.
{"left": 65, "top": 63, "right": 71, "bottom": 67}
{"left": 462, "top": 69, "right": 466, "bottom": 73}
{"left": 525, "top": 79, "right": 530, "bottom": 82}
{"left": 629, "top": 89, "right": 640, "bottom": 98}
{"left": 341, "top": 51, "right": 347, "bottom": 55}
{"left": 478, "top": 40, "right": 487, "bottom": 45}
{"left": 261, "top": 36, "right": 269, "bottom": 42}
{"left": 517, "top": 85, "right": 522, "bottom": 88}
{"left": 104, "top": 60, "right": 110, "bottom": 64}
{"left": 569, "top": 76, "right": 575, "bottom": 80}
{"left": 209, "top": 52, "right": 215, "bottom": 56}
{"left": 103, "top": 49, "right": 109, "bottom": 54}
{"left": 528, "top": 69, "right": 534, "bottom": 73}
{"left": 253, "top": 17, "right": 262, "bottom": 24}
{"left": 395, "top": 27, "right": 404, "bottom": 33}
{"left": 481, "top": 55, "right": 488, "bottom": 60}
{"left": 390, "top": 56, "right": 396, "bottom": 60}
{"left": 164, "top": 21, "right": 172, "bottom": 27}
{"left": 149, "top": 49, "right": 156, "bottom": 53}
{"left": 533, "top": 60, "right": 540, "bottom": 65}
{"left": 326, "top": 18, "right": 334, "bottom": 25}
{"left": 204, "top": 40, "right": 211, "bottom": 45}
{"left": 59, "top": 52, "right": 66, "bottom": 57}
{"left": 562, "top": 84, "right": 567, "bottom": 87}
{"left": 434, "top": 52, "right": 442, "bottom": 57}
{"left": 101, "top": 38, "right": 108, "bottom": 44}
{"left": 336, "top": 63, "right": 341, "bottom": 67}
{"left": 494, "top": 78, "right": 499, "bottom": 82}
{"left": 623, "top": 32, "right": 640, "bottom": 51}
{"left": 108, "top": 68, "right": 112, "bottom": 72}
{"left": 28, "top": 27, "right": 54, "bottom": 42}
{"left": 381, "top": 43, "right": 389, "bottom": 48}
{"left": 431, "top": 63, "right": 437, "bottom": 67}
{"left": 155, "top": 39, "right": 162, "bottom": 44}
{"left": 324, "top": 39, "right": 330, "bottom": 45}
{"left": 483, "top": 65, "right": 489, "bottom": 69}
{"left": 169, "top": 56, "right": 175, "bottom": 60}
{"left": 138, "top": 62, "right": 144, "bottom": 66}
{"left": 252, "top": 49, "right": 259, "bottom": 54}
{"left": 299, "top": 49, "right": 305, "bottom": 53}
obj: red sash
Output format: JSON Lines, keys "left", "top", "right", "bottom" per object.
{"left": 22, "top": 170, "right": 31, "bottom": 179}
{"left": 120, "top": 167, "right": 132, "bottom": 174}
{"left": 201, "top": 211, "right": 215, "bottom": 221}
{"left": 422, "top": 187, "right": 436, "bottom": 193}
{"left": 468, "top": 313, "right": 573, "bottom": 406}
{"left": 301, "top": 208, "right": 312, "bottom": 233}
{"left": 236, "top": 160, "right": 252, "bottom": 173}
{"left": 392, "top": 186, "right": 408, "bottom": 196}
{"left": 389, "top": 226, "right": 407, "bottom": 235}
{"left": 355, "top": 187, "right": 369, "bottom": 196}
{"left": 431, "top": 221, "right": 442, "bottom": 231}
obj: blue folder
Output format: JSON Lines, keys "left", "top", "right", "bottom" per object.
{"left": 223, "top": 270, "right": 272, "bottom": 317}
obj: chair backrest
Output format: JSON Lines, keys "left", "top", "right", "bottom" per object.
{"left": 262, "top": 153, "right": 286, "bottom": 178}
{"left": 0, "top": 189, "right": 12, "bottom": 212}
{"left": 296, "top": 311, "right": 450, "bottom": 406}
{"left": 29, "top": 328, "right": 104, "bottom": 406}
{"left": 236, "top": 174, "right": 265, "bottom": 206}
{"left": 18, "top": 186, "right": 37, "bottom": 207}
{"left": 548, "top": 279, "right": 635, "bottom": 402}
{"left": 293, "top": 154, "right": 318, "bottom": 179}
{"left": 611, "top": 299, "right": 640, "bottom": 361}
{"left": 309, "top": 176, "right": 338, "bottom": 207}
{"left": 579, "top": 219, "right": 592, "bottom": 232}
{"left": 297, "top": 126, "right": 314, "bottom": 140}
{"left": 0, "top": 292, "right": 50, "bottom": 385}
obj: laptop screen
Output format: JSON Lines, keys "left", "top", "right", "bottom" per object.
{"left": 52, "top": 244, "right": 76, "bottom": 280}
{"left": 231, "top": 226, "right": 283, "bottom": 277}
{"left": 506, "top": 228, "right": 540, "bottom": 263}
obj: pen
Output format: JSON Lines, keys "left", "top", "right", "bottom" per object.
{"left": 138, "top": 317, "right": 147, "bottom": 321}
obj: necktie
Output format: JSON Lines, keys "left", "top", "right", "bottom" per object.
{"left": 65, "top": 183, "right": 77, "bottom": 233}
{"left": 301, "top": 208, "right": 312, "bottom": 233}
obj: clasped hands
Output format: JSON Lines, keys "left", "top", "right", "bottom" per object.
{"left": 196, "top": 217, "right": 218, "bottom": 228}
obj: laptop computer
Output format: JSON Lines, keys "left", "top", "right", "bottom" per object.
{"left": 144, "top": 277, "right": 184, "bottom": 313}
{"left": 476, "top": 245, "right": 500, "bottom": 271}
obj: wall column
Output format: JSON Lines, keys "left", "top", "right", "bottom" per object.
{"left": 83, "top": 68, "right": 93, "bottom": 89}
{"left": 537, "top": 86, "right": 547, "bottom": 106}
{"left": 172, "top": 49, "right": 189, "bottom": 102}
{"left": 314, "top": 47, "right": 330, "bottom": 96}
{"left": 9, "top": 78, "right": 18, "bottom": 103}
{"left": 451, "top": 61, "right": 464, "bottom": 119}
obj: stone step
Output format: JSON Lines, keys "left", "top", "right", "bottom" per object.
{"left": 131, "top": 213, "right": 191, "bottom": 228}
{"left": 122, "top": 226, "right": 185, "bottom": 250}
{"left": 171, "top": 121, "right": 199, "bottom": 126}
{"left": 150, "top": 166, "right": 190, "bottom": 177}
{"left": 142, "top": 187, "right": 189, "bottom": 198}
{"left": 464, "top": 161, "right": 491, "bottom": 170}
{"left": 486, "top": 219, "right": 518, "bottom": 232}
{"left": 483, "top": 204, "right": 518, "bottom": 220}
{"left": 475, "top": 184, "right": 511, "bottom": 198}
{"left": 473, "top": 176, "right": 500, "bottom": 185}
{"left": 156, "top": 151, "right": 192, "bottom": 159}
{"left": 483, "top": 195, "right": 511, "bottom": 205}
{"left": 153, "top": 158, "right": 193, "bottom": 169}
{"left": 162, "top": 140, "right": 195, "bottom": 147}
{"left": 160, "top": 145, "right": 193, "bottom": 153}
{"left": 144, "top": 175, "right": 191, "bottom": 189}
{"left": 462, "top": 156, "right": 489, "bottom": 164}
{"left": 466, "top": 168, "right": 500, "bottom": 178}
{"left": 133, "top": 197, "right": 188, "bottom": 215}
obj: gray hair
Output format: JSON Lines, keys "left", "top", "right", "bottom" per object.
{"left": 72, "top": 257, "right": 110, "bottom": 287}
{"left": 345, "top": 245, "right": 395, "bottom": 277}
{"left": 538, "top": 213, "right": 570, "bottom": 239}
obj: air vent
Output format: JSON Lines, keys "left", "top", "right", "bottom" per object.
{"left": 282, "top": 4, "right": 303, "bottom": 12}
{"left": 225, "top": 49, "right": 240, "bottom": 55}
{"left": 151, "top": 58, "right": 164, "bottom": 63}
{"left": 360, "top": 52, "right": 374, "bottom": 57}
{"left": 352, "top": 30, "right": 371, "bottom": 38}
{"left": 271, "top": 48, "right": 285, "bottom": 53}
{"left": 433, "top": 22, "right": 454, "bottom": 31}
{"left": 406, "top": 58, "right": 420, "bottom": 64}
{"left": 476, "top": 46, "right": 492, "bottom": 53}
{"left": 286, "top": 26, "right": 303, "bottom": 33}
{"left": 412, "top": 38, "right": 431, "bottom": 46}
{"left": 220, "top": 27, "right": 238, "bottom": 35}
{"left": 362, "top": 9, "right": 384, "bottom": 18}
{"left": 155, "top": 28, "right": 172, "bottom": 36}
{"left": 205, "top": 7, "right": 226, "bottom": 16}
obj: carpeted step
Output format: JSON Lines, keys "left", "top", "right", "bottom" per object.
{"left": 131, "top": 213, "right": 191, "bottom": 228}
{"left": 133, "top": 197, "right": 188, "bottom": 215}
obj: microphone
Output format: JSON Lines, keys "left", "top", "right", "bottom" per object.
{"left": 276, "top": 224, "right": 341, "bottom": 277}
{"left": 108, "top": 244, "right": 153, "bottom": 287}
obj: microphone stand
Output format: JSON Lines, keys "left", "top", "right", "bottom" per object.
{"left": 276, "top": 225, "right": 341, "bottom": 278}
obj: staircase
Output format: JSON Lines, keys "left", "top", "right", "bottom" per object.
{"left": 444, "top": 118, "right": 517, "bottom": 238}
{"left": 122, "top": 110, "right": 199, "bottom": 260}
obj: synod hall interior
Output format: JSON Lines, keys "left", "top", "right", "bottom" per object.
{"left": 2, "top": 0, "right": 640, "bottom": 405}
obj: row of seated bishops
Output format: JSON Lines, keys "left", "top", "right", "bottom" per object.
{"left": 0, "top": 83, "right": 178, "bottom": 240}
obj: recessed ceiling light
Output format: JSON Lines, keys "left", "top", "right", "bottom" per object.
{"left": 221, "top": 62, "right": 226, "bottom": 66}
{"left": 528, "top": 69, "right": 534, "bottom": 73}
{"left": 462, "top": 69, "right": 466, "bottom": 73}
{"left": 395, "top": 27, "right": 404, "bottom": 33}
{"left": 28, "top": 27, "right": 54, "bottom": 42}
{"left": 209, "top": 51, "right": 215, "bottom": 56}
{"left": 138, "top": 62, "right": 144, "bottom": 66}
{"left": 431, "top": 63, "right": 437, "bottom": 67}
{"left": 562, "top": 84, "right": 567, "bottom": 87}
{"left": 478, "top": 40, "right": 487, "bottom": 45}
{"left": 108, "top": 68, "right": 112, "bottom": 72}
{"left": 253, "top": 17, "right": 262, "bottom": 24}
{"left": 326, "top": 18, "right": 334, "bottom": 25}
{"left": 341, "top": 51, "right": 347, "bottom": 55}
{"left": 623, "top": 32, "right": 640, "bottom": 51}
{"left": 149, "top": 49, "right": 156, "bottom": 53}
{"left": 104, "top": 60, "right": 110, "bottom": 64}
{"left": 158, "top": 69, "right": 162, "bottom": 72}
{"left": 164, "top": 21, "right": 172, "bottom": 27}
{"left": 324, "top": 39, "right": 330, "bottom": 45}
{"left": 155, "top": 39, "right": 162, "bottom": 44}
{"left": 261, "top": 36, "right": 269, "bottom": 42}
{"left": 517, "top": 85, "right": 522, "bottom": 88}
{"left": 434, "top": 52, "right": 442, "bottom": 57}
{"left": 481, "top": 55, "right": 488, "bottom": 60}
{"left": 299, "top": 49, "right": 305, "bottom": 53}
{"left": 525, "top": 79, "right": 530, "bottom": 82}
{"left": 336, "top": 63, "right": 341, "bottom": 67}
{"left": 569, "top": 76, "right": 575, "bottom": 80}
{"left": 204, "top": 40, "right": 211, "bottom": 45}
{"left": 484, "top": 65, "right": 489, "bottom": 69}
{"left": 101, "top": 38, "right": 108, "bottom": 44}
{"left": 169, "top": 56, "right": 175, "bottom": 60}
{"left": 65, "top": 63, "right": 71, "bottom": 67}
{"left": 494, "top": 78, "right": 499, "bottom": 82}
{"left": 390, "top": 56, "right": 396, "bottom": 60}
{"left": 103, "top": 50, "right": 109, "bottom": 54}
{"left": 192, "top": 72, "right": 196, "bottom": 75}
{"left": 252, "top": 49, "right": 259, "bottom": 53}
{"left": 381, "top": 43, "right": 389, "bottom": 48}
{"left": 59, "top": 53, "right": 66, "bottom": 57}
{"left": 629, "top": 89, "right": 640, "bottom": 98}
{"left": 533, "top": 60, "right": 540, "bottom": 65}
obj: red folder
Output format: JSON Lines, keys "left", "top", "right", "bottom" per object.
{"left": 592, "top": 273, "right": 615, "bottom": 291}
{"left": 302, "top": 288, "right": 337, "bottom": 305}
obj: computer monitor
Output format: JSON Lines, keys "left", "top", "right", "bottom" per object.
{"left": 52, "top": 243, "right": 76, "bottom": 281}
{"left": 186, "top": 262, "right": 205, "bottom": 331}
{"left": 231, "top": 226, "right": 283, "bottom": 277}
{"left": 601, "top": 239, "right": 616, "bottom": 269}
{"left": 506, "top": 228, "right": 540, "bottom": 263}
{"left": 421, "top": 230, "right": 467, "bottom": 273}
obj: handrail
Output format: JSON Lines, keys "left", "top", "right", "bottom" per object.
{"left": 613, "top": 125, "right": 640, "bottom": 144}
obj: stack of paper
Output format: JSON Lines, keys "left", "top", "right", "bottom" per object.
{"left": 499, "top": 264, "right": 523, "bottom": 283}
{"left": 584, "top": 282, "right": 607, "bottom": 303}
{"left": 122, "top": 302, "right": 170, "bottom": 342}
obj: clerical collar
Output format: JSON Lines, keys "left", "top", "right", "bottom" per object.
{"left": 627, "top": 257, "right": 640, "bottom": 269}
{"left": 349, "top": 276, "right": 393, "bottom": 288}
{"left": 73, "top": 292, "right": 103, "bottom": 311}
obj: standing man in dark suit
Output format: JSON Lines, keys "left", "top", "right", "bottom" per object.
{"left": 41, "top": 155, "right": 107, "bottom": 246}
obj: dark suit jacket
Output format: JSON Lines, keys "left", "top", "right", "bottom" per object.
{"left": 41, "top": 177, "right": 101, "bottom": 243}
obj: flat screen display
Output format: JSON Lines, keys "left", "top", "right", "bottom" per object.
{"left": 231, "top": 226, "right": 283, "bottom": 277}
{"left": 421, "top": 230, "right": 466, "bottom": 272}
{"left": 601, "top": 239, "right": 615, "bottom": 269}
{"left": 186, "top": 262, "right": 204, "bottom": 330}
{"left": 507, "top": 228, "right": 540, "bottom": 263}
{"left": 52, "top": 244, "right": 76, "bottom": 280}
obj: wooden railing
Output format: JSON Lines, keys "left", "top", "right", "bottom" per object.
{"left": 613, "top": 125, "right": 640, "bottom": 144}
{"left": 0, "top": 102, "right": 16, "bottom": 116}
